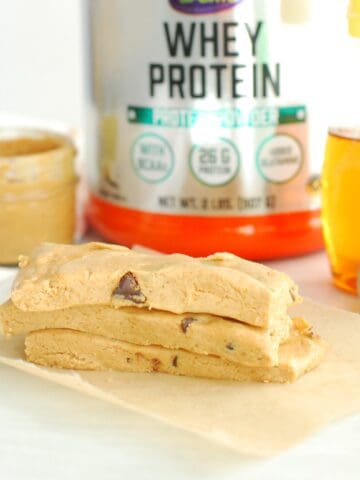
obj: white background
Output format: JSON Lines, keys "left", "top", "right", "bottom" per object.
{"left": 0, "top": 0, "right": 356, "bottom": 133}
{"left": 0, "top": 0, "right": 83, "bottom": 127}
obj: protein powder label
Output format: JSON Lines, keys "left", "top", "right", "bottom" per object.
{"left": 87, "top": 0, "right": 320, "bottom": 216}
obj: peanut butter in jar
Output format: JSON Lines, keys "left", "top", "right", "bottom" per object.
{"left": 0, "top": 128, "right": 77, "bottom": 264}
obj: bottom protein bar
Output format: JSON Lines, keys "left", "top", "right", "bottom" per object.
{"left": 25, "top": 328, "right": 327, "bottom": 383}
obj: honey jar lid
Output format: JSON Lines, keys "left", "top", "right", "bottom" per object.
{"left": 280, "top": 0, "right": 311, "bottom": 24}
{"left": 348, "top": 0, "right": 360, "bottom": 37}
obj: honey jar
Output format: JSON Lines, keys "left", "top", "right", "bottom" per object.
{"left": 321, "top": 1, "right": 360, "bottom": 293}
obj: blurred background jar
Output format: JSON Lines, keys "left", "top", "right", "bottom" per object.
{"left": 322, "top": 0, "right": 360, "bottom": 293}
{"left": 0, "top": 129, "right": 77, "bottom": 265}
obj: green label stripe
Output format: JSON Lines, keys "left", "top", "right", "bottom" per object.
{"left": 127, "top": 105, "right": 306, "bottom": 129}
{"left": 278, "top": 106, "right": 306, "bottom": 125}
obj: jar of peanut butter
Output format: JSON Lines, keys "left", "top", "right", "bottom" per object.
{"left": 0, "top": 128, "right": 77, "bottom": 264}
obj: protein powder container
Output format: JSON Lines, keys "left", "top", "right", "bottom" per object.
{"left": 84, "top": 0, "right": 323, "bottom": 259}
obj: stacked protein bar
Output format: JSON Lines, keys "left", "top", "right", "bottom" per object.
{"left": 0, "top": 243, "right": 326, "bottom": 383}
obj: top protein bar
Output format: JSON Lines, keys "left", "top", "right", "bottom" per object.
{"left": 11, "top": 242, "right": 301, "bottom": 328}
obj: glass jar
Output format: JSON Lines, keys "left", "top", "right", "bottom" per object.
{"left": 0, "top": 128, "right": 77, "bottom": 264}
{"left": 321, "top": 0, "right": 360, "bottom": 293}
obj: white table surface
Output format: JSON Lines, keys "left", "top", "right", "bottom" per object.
{"left": 0, "top": 249, "right": 359, "bottom": 480}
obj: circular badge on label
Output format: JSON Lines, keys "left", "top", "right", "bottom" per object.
{"left": 189, "top": 138, "right": 240, "bottom": 187}
{"left": 256, "top": 134, "right": 303, "bottom": 184}
{"left": 131, "top": 133, "right": 174, "bottom": 184}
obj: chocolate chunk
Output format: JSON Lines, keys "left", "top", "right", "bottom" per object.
{"left": 181, "top": 317, "right": 197, "bottom": 333}
{"left": 112, "top": 272, "right": 146, "bottom": 304}
{"left": 226, "top": 342, "right": 235, "bottom": 351}
{"left": 126, "top": 357, "right": 131, "bottom": 363}
{"left": 151, "top": 358, "right": 162, "bottom": 372}
{"left": 290, "top": 288, "right": 298, "bottom": 302}
{"left": 172, "top": 356, "right": 178, "bottom": 367}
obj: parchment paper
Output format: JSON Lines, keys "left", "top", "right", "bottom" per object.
{"left": 0, "top": 277, "right": 359, "bottom": 456}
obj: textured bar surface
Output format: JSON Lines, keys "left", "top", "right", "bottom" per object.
{"left": 25, "top": 328, "right": 326, "bottom": 383}
{"left": 11, "top": 243, "right": 300, "bottom": 327}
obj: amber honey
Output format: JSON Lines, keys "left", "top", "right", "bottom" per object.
{"left": 322, "top": 128, "right": 360, "bottom": 293}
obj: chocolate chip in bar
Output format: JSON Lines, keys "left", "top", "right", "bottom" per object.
{"left": 151, "top": 358, "right": 162, "bottom": 372}
{"left": 112, "top": 272, "right": 146, "bottom": 304}
{"left": 226, "top": 342, "right": 235, "bottom": 351}
{"left": 172, "top": 355, "right": 178, "bottom": 367}
{"left": 180, "top": 317, "right": 197, "bottom": 333}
